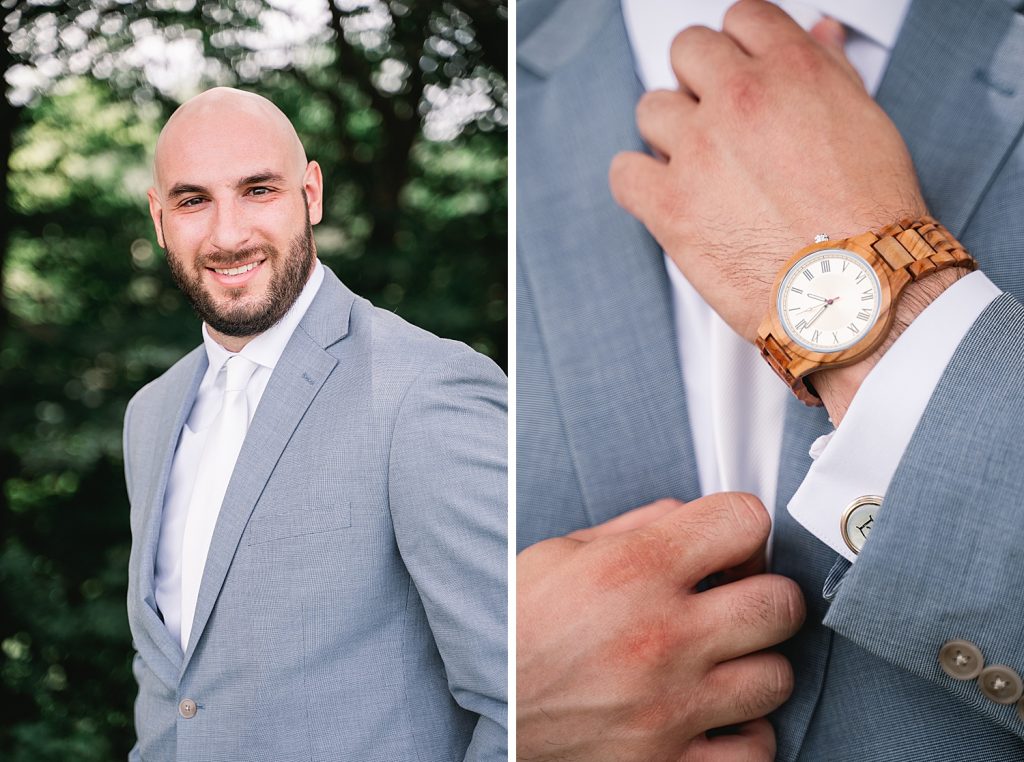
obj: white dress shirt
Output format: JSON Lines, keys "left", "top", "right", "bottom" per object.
{"left": 621, "top": 0, "right": 1002, "bottom": 556}
{"left": 154, "top": 259, "right": 325, "bottom": 648}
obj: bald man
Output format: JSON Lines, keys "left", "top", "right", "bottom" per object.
{"left": 123, "top": 88, "right": 507, "bottom": 761}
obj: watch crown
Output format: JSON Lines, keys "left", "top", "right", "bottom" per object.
{"left": 814, "top": 233, "right": 830, "bottom": 243}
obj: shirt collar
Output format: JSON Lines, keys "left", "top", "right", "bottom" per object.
{"left": 201, "top": 258, "right": 325, "bottom": 374}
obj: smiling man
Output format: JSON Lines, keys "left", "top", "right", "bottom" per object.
{"left": 123, "top": 87, "right": 507, "bottom": 761}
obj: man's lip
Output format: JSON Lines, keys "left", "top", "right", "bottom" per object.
{"left": 205, "top": 258, "right": 267, "bottom": 287}
{"left": 205, "top": 257, "right": 266, "bottom": 273}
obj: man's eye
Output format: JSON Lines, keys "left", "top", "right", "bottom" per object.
{"left": 180, "top": 197, "right": 205, "bottom": 208}
{"left": 248, "top": 187, "right": 272, "bottom": 196}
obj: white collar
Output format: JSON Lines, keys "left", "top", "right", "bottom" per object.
{"left": 202, "top": 258, "right": 325, "bottom": 375}
{"left": 810, "top": 0, "right": 911, "bottom": 49}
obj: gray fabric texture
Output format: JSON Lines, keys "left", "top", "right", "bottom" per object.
{"left": 124, "top": 265, "right": 507, "bottom": 761}
{"left": 517, "top": 0, "right": 1024, "bottom": 758}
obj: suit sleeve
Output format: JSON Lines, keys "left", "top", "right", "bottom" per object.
{"left": 123, "top": 395, "right": 144, "bottom": 762}
{"left": 823, "top": 291, "right": 1024, "bottom": 738}
{"left": 388, "top": 347, "right": 508, "bottom": 761}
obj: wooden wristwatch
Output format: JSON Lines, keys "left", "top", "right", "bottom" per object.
{"left": 755, "top": 216, "right": 977, "bottom": 406}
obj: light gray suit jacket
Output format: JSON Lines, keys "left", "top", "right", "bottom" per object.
{"left": 124, "top": 265, "right": 507, "bottom": 761}
{"left": 518, "top": 0, "right": 1024, "bottom": 758}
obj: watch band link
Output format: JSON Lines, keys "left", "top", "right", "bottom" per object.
{"left": 758, "top": 215, "right": 977, "bottom": 407}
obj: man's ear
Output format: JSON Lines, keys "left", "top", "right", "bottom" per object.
{"left": 303, "top": 161, "right": 325, "bottom": 225}
{"left": 147, "top": 188, "right": 165, "bottom": 248}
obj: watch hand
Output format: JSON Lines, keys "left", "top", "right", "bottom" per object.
{"left": 805, "top": 303, "right": 829, "bottom": 328}
{"left": 807, "top": 293, "right": 827, "bottom": 301}
{"left": 804, "top": 296, "right": 841, "bottom": 329}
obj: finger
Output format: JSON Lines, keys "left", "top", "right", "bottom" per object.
{"left": 720, "top": 542, "right": 767, "bottom": 583}
{"left": 723, "top": 0, "right": 809, "bottom": 57}
{"left": 809, "top": 18, "right": 864, "bottom": 88}
{"left": 682, "top": 718, "right": 776, "bottom": 762}
{"left": 567, "top": 499, "right": 683, "bottom": 541}
{"left": 609, "top": 149, "right": 668, "bottom": 227}
{"left": 699, "top": 651, "right": 794, "bottom": 729}
{"left": 635, "top": 89, "right": 696, "bottom": 159}
{"left": 670, "top": 25, "right": 748, "bottom": 100}
{"left": 644, "top": 492, "right": 772, "bottom": 588}
{"left": 692, "top": 574, "right": 805, "bottom": 662}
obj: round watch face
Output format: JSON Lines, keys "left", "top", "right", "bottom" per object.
{"left": 777, "top": 249, "right": 881, "bottom": 353}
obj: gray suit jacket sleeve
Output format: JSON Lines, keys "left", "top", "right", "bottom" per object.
{"left": 824, "top": 291, "right": 1024, "bottom": 737}
{"left": 388, "top": 347, "right": 508, "bottom": 761}
{"left": 123, "top": 395, "right": 143, "bottom": 762}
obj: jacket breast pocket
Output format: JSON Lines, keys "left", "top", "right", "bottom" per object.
{"left": 245, "top": 500, "right": 352, "bottom": 546}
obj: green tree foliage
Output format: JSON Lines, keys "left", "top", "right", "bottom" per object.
{"left": 0, "top": 2, "right": 506, "bottom": 758}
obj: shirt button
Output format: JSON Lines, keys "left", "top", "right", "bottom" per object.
{"left": 978, "top": 665, "right": 1024, "bottom": 705}
{"left": 938, "top": 639, "right": 984, "bottom": 680}
{"left": 179, "top": 698, "right": 198, "bottom": 719}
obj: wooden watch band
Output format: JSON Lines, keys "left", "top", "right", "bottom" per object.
{"left": 758, "top": 215, "right": 977, "bottom": 407}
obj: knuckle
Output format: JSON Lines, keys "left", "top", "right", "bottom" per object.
{"left": 725, "top": 0, "right": 773, "bottom": 28}
{"left": 670, "top": 24, "right": 712, "bottom": 59}
{"left": 635, "top": 89, "right": 672, "bottom": 125}
{"left": 721, "top": 492, "right": 771, "bottom": 541}
{"left": 734, "top": 655, "right": 793, "bottom": 720}
{"left": 757, "top": 653, "right": 795, "bottom": 709}
{"left": 733, "top": 576, "right": 804, "bottom": 634}
{"left": 775, "top": 40, "right": 823, "bottom": 76}
{"left": 588, "top": 529, "right": 674, "bottom": 591}
{"left": 651, "top": 497, "right": 685, "bottom": 511}
{"left": 722, "top": 71, "right": 763, "bottom": 116}
{"left": 769, "top": 574, "right": 807, "bottom": 628}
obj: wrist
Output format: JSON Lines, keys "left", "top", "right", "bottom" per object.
{"left": 812, "top": 267, "right": 971, "bottom": 425}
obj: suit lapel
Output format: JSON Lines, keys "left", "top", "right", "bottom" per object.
{"left": 518, "top": 0, "right": 701, "bottom": 525}
{"left": 877, "top": 0, "right": 1024, "bottom": 240}
{"left": 770, "top": 397, "right": 837, "bottom": 762}
{"left": 134, "top": 347, "right": 206, "bottom": 676}
{"left": 182, "top": 267, "right": 353, "bottom": 668}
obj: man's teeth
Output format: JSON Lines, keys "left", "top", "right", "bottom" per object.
{"left": 214, "top": 262, "right": 260, "bottom": 276}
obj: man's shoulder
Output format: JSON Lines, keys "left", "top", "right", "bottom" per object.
{"left": 351, "top": 298, "right": 506, "bottom": 392}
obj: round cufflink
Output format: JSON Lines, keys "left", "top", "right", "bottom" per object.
{"left": 841, "top": 495, "right": 883, "bottom": 555}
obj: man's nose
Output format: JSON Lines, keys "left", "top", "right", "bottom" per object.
{"left": 207, "top": 199, "right": 253, "bottom": 253}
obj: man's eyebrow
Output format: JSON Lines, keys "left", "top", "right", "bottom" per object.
{"left": 167, "top": 183, "right": 207, "bottom": 200}
{"left": 165, "top": 172, "right": 287, "bottom": 200}
{"left": 236, "top": 171, "right": 287, "bottom": 187}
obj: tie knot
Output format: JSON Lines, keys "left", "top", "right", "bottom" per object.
{"left": 224, "top": 355, "right": 258, "bottom": 392}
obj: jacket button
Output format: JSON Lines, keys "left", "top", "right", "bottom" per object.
{"left": 938, "top": 640, "right": 983, "bottom": 680}
{"left": 978, "top": 666, "right": 1024, "bottom": 705}
{"left": 179, "top": 698, "right": 197, "bottom": 719}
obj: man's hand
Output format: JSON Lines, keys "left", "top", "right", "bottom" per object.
{"left": 609, "top": 0, "right": 928, "bottom": 344}
{"left": 517, "top": 494, "right": 805, "bottom": 762}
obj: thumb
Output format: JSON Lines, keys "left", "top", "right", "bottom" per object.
{"left": 810, "top": 18, "right": 864, "bottom": 88}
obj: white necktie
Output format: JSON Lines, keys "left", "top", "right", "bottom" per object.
{"left": 179, "top": 354, "right": 258, "bottom": 651}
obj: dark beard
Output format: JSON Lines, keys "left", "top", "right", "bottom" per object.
{"left": 165, "top": 216, "right": 315, "bottom": 338}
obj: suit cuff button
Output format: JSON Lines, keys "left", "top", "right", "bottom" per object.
{"left": 978, "top": 665, "right": 1024, "bottom": 705}
{"left": 938, "top": 639, "right": 984, "bottom": 680}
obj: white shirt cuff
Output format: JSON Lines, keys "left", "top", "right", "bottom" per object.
{"left": 787, "top": 270, "right": 1002, "bottom": 561}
